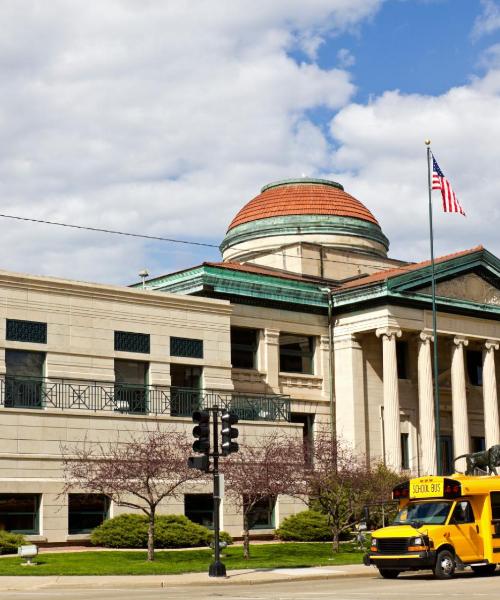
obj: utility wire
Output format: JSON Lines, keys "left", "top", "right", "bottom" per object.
{"left": 0, "top": 213, "right": 219, "bottom": 248}
{"left": 0, "top": 212, "right": 402, "bottom": 272}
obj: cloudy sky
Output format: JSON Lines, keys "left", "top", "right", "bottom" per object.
{"left": 1, "top": 0, "right": 499, "bottom": 284}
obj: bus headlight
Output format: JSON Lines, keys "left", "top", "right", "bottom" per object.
{"left": 370, "top": 537, "right": 378, "bottom": 552}
{"left": 408, "top": 536, "right": 428, "bottom": 552}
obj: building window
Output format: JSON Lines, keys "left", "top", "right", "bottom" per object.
{"left": 184, "top": 494, "right": 213, "bottom": 528}
{"left": 440, "top": 435, "right": 453, "bottom": 476}
{"left": 0, "top": 494, "right": 40, "bottom": 534}
{"left": 6, "top": 319, "right": 47, "bottom": 344}
{"left": 401, "top": 433, "right": 410, "bottom": 470}
{"left": 244, "top": 496, "right": 275, "bottom": 530}
{"left": 114, "top": 331, "right": 150, "bottom": 354}
{"left": 68, "top": 494, "right": 110, "bottom": 534}
{"left": 466, "top": 350, "right": 483, "bottom": 386}
{"left": 231, "top": 328, "right": 258, "bottom": 369}
{"left": 279, "top": 334, "right": 314, "bottom": 374}
{"left": 170, "top": 337, "right": 203, "bottom": 359}
{"left": 290, "top": 413, "right": 314, "bottom": 465}
{"left": 170, "top": 364, "right": 202, "bottom": 416}
{"left": 5, "top": 350, "right": 45, "bottom": 408}
{"left": 396, "top": 341, "right": 409, "bottom": 379}
{"left": 114, "top": 359, "right": 148, "bottom": 413}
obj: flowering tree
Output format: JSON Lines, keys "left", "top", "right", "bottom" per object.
{"left": 62, "top": 427, "right": 205, "bottom": 561}
{"left": 223, "top": 432, "right": 306, "bottom": 559}
{"left": 306, "top": 431, "right": 402, "bottom": 552}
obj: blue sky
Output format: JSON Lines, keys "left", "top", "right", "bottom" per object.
{"left": 0, "top": 0, "right": 499, "bottom": 283}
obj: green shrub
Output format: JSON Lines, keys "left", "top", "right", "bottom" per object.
{"left": 207, "top": 529, "right": 233, "bottom": 546}
{"left": 0, "top": 531, "right": 26, "bottom": 554}
{"left": 90, "top": 514, "right": 232, "bottom": 549}
{"left": 276, "top": 510, "right": 331, "bottom": 542}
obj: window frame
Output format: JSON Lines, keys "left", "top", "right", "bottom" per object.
{"left": 0, "top": 494, "right": 40, "bottom": 535}
{"left": 279, "top": 333, "right": 314, "bottom": 375}
{"left": 230, "top": 327, "right": 258, "bottom": 370}
{"left": 68, "top": 494, "right": 110, "bottom": 535}
{"left": 244, "top": 496, "right": 276, "bottom": 530}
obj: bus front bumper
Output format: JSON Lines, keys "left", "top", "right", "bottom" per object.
{"left": 364, "top": 551, "right": 437, "bottom": 570}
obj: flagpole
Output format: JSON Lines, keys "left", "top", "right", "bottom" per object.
{"left": 425, "top": 139, "right": 442, "bottom": 476}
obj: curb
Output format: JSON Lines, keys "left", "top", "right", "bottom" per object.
{"left": 1, "top": 568, "right": 378, "bottom": 591}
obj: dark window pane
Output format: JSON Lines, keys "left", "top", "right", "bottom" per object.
{"left": 170, "top": 365, "right": 202, "bottom": 417}
{"left": 114, "top": 360, "right": 148, "bottom": 414}
{"left": 170, "top": 337, "right": 203, "bottom": 359}
{"left": 114, "top": 331, "right": 150, "bottom": 354}
{"left": 244, "top": 496, "right": 275, "bottom": 530}
{"left": 6, "top": 319, "right": 47, "bottom": 344}
{"left": 401, "top": 433, "right": 409, "bottom": 470}
{"left": 0, "top": 494, "right": 40, "bottom": 534}
{"left": 279, "top": 334, "right": 314, "bottom": 374}
{"left": 466, "top": 350, "right": 483, "bottom": 386}
{"left": 472, "top": 436, "right": 486, "bottom": 453}
{"left": 231, "top": 328, "right": 258, "bottom": 369}
{"left": 396, "top": 341, "right": 408, "bottom": 379}
{"left": 68, "top": 494, "right": 109, "bottom": 534}
{"left": 184, "top": 494, "right": 213, "bottom": 528}
{"left": 491, "top": 492, "right": 500, "bottom": 520}
{"left": 5, "top": 350, "right": 45, "bottom": 408}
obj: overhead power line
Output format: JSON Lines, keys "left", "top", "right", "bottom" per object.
{"left": 0, "top": 213, "right": 219, "bottom": 249}
{"left": 0, "top": 212, "right": 400, "bottom": 272}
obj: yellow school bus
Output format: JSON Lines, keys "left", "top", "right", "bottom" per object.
{"left": 364, "top": 474, "right": 500, "bottom": 579}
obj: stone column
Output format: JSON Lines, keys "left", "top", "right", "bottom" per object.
{"left": 483, "top": 340, "right": 500, "bottom": 449}
{"left": 263, "top": 328, "right": 280, "bottom": 390}
{"left": 376, "top": 327, "right": 402, "bottom": 471}
{"left": 319, "top": 334, "right": 331, "bottom": 397}
{"left": 334, "top": 334, "right": 366, "bottom": 452}
{"left": 418, "top": 332, "right": 437, "bottom": 475}
{"left": 451, "top": 336, "right": 470, "bottom": 472}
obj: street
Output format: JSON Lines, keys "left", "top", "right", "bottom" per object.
{"left": 1, "top": 572, "right": 499, "bottom": 600}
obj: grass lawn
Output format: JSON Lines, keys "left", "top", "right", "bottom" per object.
{"left": 0, "top": 543, "right": 365, "bottom": 576}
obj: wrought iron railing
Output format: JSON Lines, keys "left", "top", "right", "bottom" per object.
{"left": 0, "top": 377, "right": 290, "bottom": 422}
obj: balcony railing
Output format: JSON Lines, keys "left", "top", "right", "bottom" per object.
{"left": 0, "top": 376, "right": 291, "bottom": 422}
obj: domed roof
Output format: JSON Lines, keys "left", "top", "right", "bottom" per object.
{"left": 220, "top": 177, "right": 389, "bottom": 261}
{"left": 227, "top": 178, "right": 379, "bottom": 231}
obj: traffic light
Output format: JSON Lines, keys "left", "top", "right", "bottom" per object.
{"left": 187, "top": 455, "right": 210, "bottom": 472}
{"left": 192, "top": 410, "right": 210, "bottom": 454}
{"left": 221, "top": 411, "right": 239, "bottom": 456}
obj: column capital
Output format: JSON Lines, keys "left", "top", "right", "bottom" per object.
{"left": 319, "top": 334, "right": 330, "bottom": 350}
{"left": 419, "top": 331, "right": 434, "bottom": 344}
{"left": 376, "top": 327, "right": 402, "bottom": 341}
{"left": 264, "top": 328, "right": 280, "bottom": 344}
{"left": 485, "top": 340, "right": 500, "bottom": 352}
{"left": 453, "top": 336, "right": 469, "bottom": 348}
{"left": 334, "top": 333, "right": 361, "bottom": 350}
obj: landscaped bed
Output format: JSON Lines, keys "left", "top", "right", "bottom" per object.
{"left": 0, "top": 543, "right": 364, "bottom": 576}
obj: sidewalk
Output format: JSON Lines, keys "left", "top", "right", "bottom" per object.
{"left": 0, "top": 563, "right": 376, "bottom": 591}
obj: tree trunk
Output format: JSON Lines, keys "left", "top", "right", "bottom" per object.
{"left": 243, "top": 514, "right": 250, "bottom": 559}
{"left": 147, "top": 508, "right": 155, "bottom": 562}
{"left": 334, "top": 531, "right": 340, "bottom": 553}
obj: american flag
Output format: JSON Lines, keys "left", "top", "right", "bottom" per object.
{"left": 432, "top": 156, "right": 465, "bottom": 216}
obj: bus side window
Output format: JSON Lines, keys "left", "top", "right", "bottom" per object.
{"left": 452, "top": 501, "right": 474, "bottom": 524}
{"left": 491, "top": 492, "right": 500, "bottom": 520}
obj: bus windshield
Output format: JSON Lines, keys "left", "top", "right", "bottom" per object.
{"left": 393, "top": 501, "right": 452, "bottom": 526}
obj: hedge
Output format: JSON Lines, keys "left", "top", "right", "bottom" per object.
{"left": 276, "top": 510, "right": 331, "bottom": 542}
{"left": 0, "top": 531, "right": 26, "bottom": 554}
{"left": 90, "top": 514, "right": 232, "bottom": 549}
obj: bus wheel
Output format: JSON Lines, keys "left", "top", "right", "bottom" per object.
{"left": 378, "top": 569, "right": 400, "bottom": 579}
{"left": 434, "top": 550, "right": 455, "bottom": 579}
{"left": 471, "top": 564, "right": 497, "bottom": 576}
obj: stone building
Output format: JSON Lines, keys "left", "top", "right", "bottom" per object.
{"left": 0, "top": 177, "right": 498, "bottom": 544}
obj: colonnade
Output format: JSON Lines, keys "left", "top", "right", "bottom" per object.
{"left": 376, "top": 328, "right": 500, "bottom": 473}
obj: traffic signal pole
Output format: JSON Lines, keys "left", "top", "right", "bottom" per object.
{"left": 209, "top": 406, "right": 226, "bottom": 577}
{"left": 188, "top": 406, "right": 238, "bottom": 577}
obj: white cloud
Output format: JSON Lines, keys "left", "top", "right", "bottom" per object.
{"left": 328, "top": 72, "right": 500, "bottom": 261}
{"left": 0, "top": 0, "right": 383, "bottom": 283}
{"left": 472, "top": 0, "right": 500, "bottom": 39}
{"left": 337, "top": 48, "right": 356, "bottom": 68}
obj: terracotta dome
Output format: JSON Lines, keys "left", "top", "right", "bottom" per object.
{"left": 228, "top": 179, "right": 379, "bottom": 231}
{"left": 220, "top": 178, "right": 388, "bottom": 262}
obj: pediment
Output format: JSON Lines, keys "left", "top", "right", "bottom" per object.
{"left": 417, "top": 273, "right": 500, "bottom": 306}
